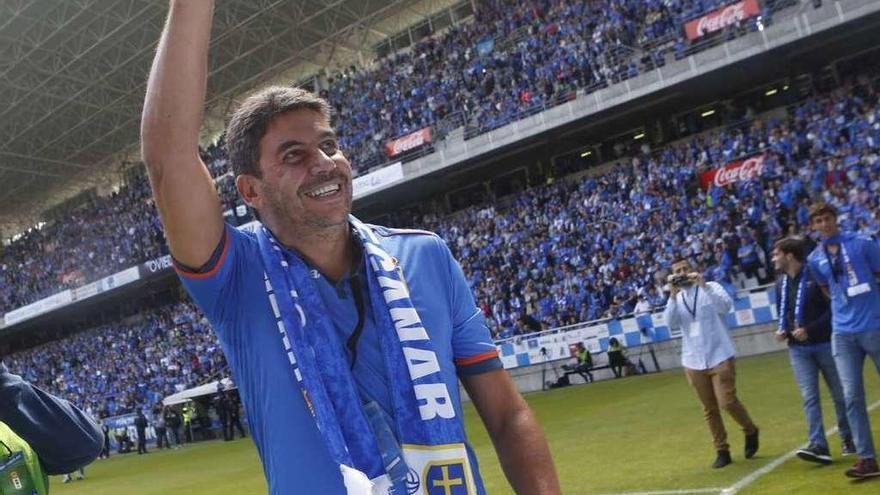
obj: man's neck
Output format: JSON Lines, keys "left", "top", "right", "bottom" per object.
{"left": 784, "top": 261, "right": 802, "bottom": 279}
{"left": 821, "top": 228, "right": 840, "bottom": 242}
{"left": 271, "top": 221, "right": 354, "bottom": 283}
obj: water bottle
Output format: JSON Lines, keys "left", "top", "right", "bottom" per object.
{"left": 362, "top": 401, "right": 410, "bottom": 487}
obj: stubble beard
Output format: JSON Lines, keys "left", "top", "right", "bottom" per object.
{"left": 265, "top": 183, "right": 352, "bottom": 239}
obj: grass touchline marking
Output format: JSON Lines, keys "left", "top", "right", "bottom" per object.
{"left": 721, "top": 399, "right": 880, "bottom": 495}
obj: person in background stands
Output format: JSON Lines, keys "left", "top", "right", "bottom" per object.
{"left": 154, "top": 406, "right": 170, "bottom": 449}
{"left": 606, "top": 338, "right": 626, "bottom": 378}
{"left": 226, "top": 392, "right": 247, "bottom": 441}
{"left": 164, "top": 406, "right": 183, "bottom": 449}
{"left": 99, "top": 420, "right": 111, "bottom": 459}
{"left": 573, "top": 343, "right": 594, "bottom": 383}
{"left": 134, "top": 410, "right": 149, "bottom": 455}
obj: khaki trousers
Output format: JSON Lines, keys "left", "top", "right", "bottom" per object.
{"left": 685, "top": 358, "right": 757, "bottom": 452}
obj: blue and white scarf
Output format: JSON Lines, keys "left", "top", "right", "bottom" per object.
{"left": 256, "top": 216, "right": 474, "bottom": 494}
{"left": 778, "top": 270, "right": 807, "bottom": 334}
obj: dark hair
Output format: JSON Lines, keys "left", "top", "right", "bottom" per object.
{"left": 671, "top": 257, "right": 692, "bottom": 267}
{"left": 773, "top": 236, "right": 809, "bottom": 263}
{"left": 808, "top": 202, "right": 837, "bottom": 221}
{"left": 225, "top": 86, "right": 332, "bottom": 178}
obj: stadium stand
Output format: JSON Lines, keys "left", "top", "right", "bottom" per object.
{"left": 4, "top": 68, "right": 878, "bottom": 416}
{"left": 4, "top": 300, "right": 226, "bottom": 420}
{"left": 0, "top": 0, "right": 813, "bottom": 314}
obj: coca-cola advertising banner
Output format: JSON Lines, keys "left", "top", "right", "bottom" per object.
{"left": 700, "top": 154, "right": 766, "bottom": 190}
{"left": 385, "top": 127, "right": 432, "bottom": 157}
{"left": 684, "top": 0, "right": 761, "bottom": 41}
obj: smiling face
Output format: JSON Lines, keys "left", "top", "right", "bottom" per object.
{"left": 770, "top": 247, "right": 788, "bottom": 273}
{"left": 810, "top": 212, "right": 839, "bottom": 240}
{"left": 236, "top": 109, "right": 353, "bottom": 237}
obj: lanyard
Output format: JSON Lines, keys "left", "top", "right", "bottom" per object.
{"left": 823, "top": 240, "right": 859, "bottom": 289}
{"left": 0, "top": 440, "right": 10, "bottom": 457}
{"left": 778, "top": 271, "right": 807, "bottom": 333}
{"left": 681, "top": 286, "right": 699, "bottom": 319}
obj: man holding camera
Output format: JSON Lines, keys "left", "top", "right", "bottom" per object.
{"left": 663, "top": 258, "right": 759, "bottom": 468}
{"left": 771, "top": 236, "right": 854, "bottom": 465}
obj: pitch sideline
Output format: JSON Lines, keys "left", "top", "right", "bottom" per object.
{"left": 721, "top": 398, "right": 880, "bottom": 495}
{"left": 580, "top": 399, "right": 880, "bottom": 495}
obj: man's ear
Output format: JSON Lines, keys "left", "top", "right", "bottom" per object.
{"left": 235, "top": 174, "right": 262, "bottom": 211}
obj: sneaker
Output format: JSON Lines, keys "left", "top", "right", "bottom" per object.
{"left": 745, "top": 428, "right": 760, "bottom": 459}
{"left": 713, "top": 450, "right": 732, "bottom": 469}
{"left": 62, "top": 476, "right": 71, "bottom": 484}
{"left": 845, "top": 458, "right": 880, "bottom": 479}
{"left": 796, "top": 444, "right": 832, "bottom": 465}
{"left": 842, "top": 438, "right": 857, "bottom": 457}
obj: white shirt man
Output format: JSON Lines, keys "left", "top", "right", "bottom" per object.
{"left": 663, "top": 258, "right": 759, "bottom": 469}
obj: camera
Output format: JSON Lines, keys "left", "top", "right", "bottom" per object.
{"left": 669, "top": 273, "right": 692, "bottom": 288}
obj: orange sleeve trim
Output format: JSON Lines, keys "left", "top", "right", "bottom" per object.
{"left": 173, "top": 230, "right": 230, "bottom": 280}
{"left": 455, "top": 349, "right": 499, "bottom": 367}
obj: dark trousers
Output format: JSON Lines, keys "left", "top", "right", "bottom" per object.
{"left": 219, "top": 416, "right": 230, "bottom": 441}
{"left": 608, "top": 351, "right": 625, "bottom": 378}
{"left": 228, "top": 417, "right": 246, "bottom": 440}
{"left": 156, "top": 427, "right": 170, "bottom": 449}
{"left": 575, "top": 364, "right": 594, "bottom": 383}
{"left": 168, "top": 426, "right": 182, "bottom": 446}
{"left": 137, "top": 432, "right": 148, "bottom": 454}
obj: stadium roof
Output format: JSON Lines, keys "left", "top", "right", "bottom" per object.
{"left": 0, "top": 0, "right": 457, "bottom": 238}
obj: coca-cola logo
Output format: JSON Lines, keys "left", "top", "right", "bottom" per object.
{"left": 713, "top": 155, "right": 765, "bottom": 187}
{"left": 684, "top": 0, "right": 759, "bottom": 40}
{"left": 697, "top": 3, "right": 746, "bottom": 36}
{"left": 391, "top": 133, "right": 426, "bottom": 154}
{"left": 387, "top": 128, "right": 431, "bottom": 157}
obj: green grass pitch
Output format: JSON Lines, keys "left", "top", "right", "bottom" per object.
{"left": 52, "top": 350, "right": 880, "bottom": 494}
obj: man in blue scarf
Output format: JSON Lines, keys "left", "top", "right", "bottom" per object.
{"left": 807, "top": 202, "right": 880, "bottom": 480}
{"left": 771, "top": 236, "right": 853, "bottom": 465}
{"left": 140, "top": 2, "right": 560, "bottom": 494}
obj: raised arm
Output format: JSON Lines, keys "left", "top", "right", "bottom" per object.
{"left": 141, "top": 0, "right": 223, "bottom": 268}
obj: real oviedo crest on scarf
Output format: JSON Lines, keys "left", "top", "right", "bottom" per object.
{"left": 401, "top": 444, "right": 476, "bottom": 495}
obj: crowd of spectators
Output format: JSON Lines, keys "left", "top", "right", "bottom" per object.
{"left": 0, "top": 173, "right": 166, "bottom": 312}
{"left": 404, "top": 73, "right": 880, "bottom": 338}
{"left": 322, "top": 0, "right": 792, "bottom": 171}
{"left": 0, "top": 0, "right": 807, "bottom": 314}
{"left": 4, "top": 72, "right": 878, "bottom": 417}
{"left": 4, "top": 300, "right": 226, "bottom": 420}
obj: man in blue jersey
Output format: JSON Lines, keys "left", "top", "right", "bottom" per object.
{"left": 807, "top": 203, "right": 880, "bottom": 479}
{"left": 140, "top": 2, "right": 560, "bottom": 494}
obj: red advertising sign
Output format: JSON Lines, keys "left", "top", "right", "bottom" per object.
{"left": 684, "top": 0, "right": 761, "bottom": 41}
{"left": 59, "top": 270, "right": 84, "bottom": 285}
{"left": 385, "top": 127, "right": 432, "bottom": 157}
{"left": 700, "top": 154, "right": 765, "bottom": 190}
